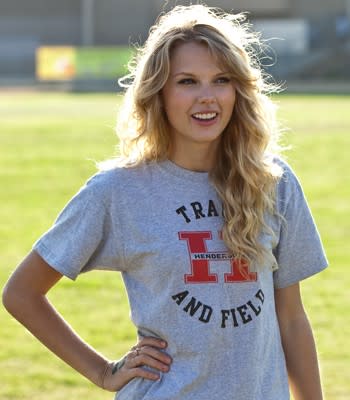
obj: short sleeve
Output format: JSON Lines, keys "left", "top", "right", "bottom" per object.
{"left": 33, "top": 172, "right": 125, "bottom": 280}
{"left": 272, "top": 161, "right": 328, "bottom": 288}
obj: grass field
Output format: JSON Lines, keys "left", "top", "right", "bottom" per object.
{"left": 0, "top": 92, "right": 349, "bottom": 399}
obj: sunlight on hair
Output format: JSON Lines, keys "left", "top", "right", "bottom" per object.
{"left": 102, "top": 4, "right": 286, "bottom": 269}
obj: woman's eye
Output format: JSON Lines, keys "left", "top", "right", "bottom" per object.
{"left": 178, "top": 78, "right": 196, "bottom": 85}
{"left": 216, "top": 77, "right": 231, "bottom": 84}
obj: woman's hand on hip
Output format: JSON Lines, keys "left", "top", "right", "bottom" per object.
{"left": 101, "top": 336, "right": 172, "bottom": 392}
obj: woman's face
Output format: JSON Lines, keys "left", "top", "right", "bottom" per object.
{"left": 162, "top": 41, "right": 236, "bottom": 168}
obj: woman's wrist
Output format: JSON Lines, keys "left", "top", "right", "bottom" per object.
{"left": 81, "top": 356, "right": 112, "bottom": 390}
{"left": 99, "top": 360, "right": 113, "bottom": 390}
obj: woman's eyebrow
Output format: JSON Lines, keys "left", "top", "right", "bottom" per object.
{"left": 173, "top": 72, "right": 196, "bottom": 77}
{"left": 172, "top": 71, "right": 229, "bottom": 77}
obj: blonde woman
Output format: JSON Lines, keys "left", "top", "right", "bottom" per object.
{"left": 3, "top": 5, "right": 327, "bottom": 400}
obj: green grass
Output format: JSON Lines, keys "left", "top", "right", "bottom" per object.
{"left": 1, "top": 92, "right": 349, "bottom": 399}
{"left": 277, "top": 95, "right": 350, "bottom": 400}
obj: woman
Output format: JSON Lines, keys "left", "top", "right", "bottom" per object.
{"left": 3, "top": 5, "right": 327, "bottom": 399}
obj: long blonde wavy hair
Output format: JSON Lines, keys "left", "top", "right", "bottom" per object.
{"left": 112, "top": 4, "right": 283, "bottom": 268}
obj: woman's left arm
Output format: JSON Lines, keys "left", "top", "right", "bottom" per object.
{"left": 275, "top": 283, "right": 323, "bottom": 400}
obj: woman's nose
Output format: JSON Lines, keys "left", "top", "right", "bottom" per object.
{"left": 198, "top": 95, "right": 216, "bottom": 104}
{"left": 198, "top": 87, "right": 216, "bottom": 104}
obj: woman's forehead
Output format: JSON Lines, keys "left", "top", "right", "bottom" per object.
{"left": 169, "top": 40, "right": 231, "bottom": 72}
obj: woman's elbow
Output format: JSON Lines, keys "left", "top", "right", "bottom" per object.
{"left": 2, "top": 277, "right": 25, "bottom": 317}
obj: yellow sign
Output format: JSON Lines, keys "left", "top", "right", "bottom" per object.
{"left": 36, "top": 47, "right": 76, "bottom": 80}
{"left": 36, "top": 46, "right": 132, "bottom": 80}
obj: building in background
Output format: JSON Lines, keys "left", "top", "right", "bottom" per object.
{"left": 0, "top": 0, "right": 349, "bottom": 84}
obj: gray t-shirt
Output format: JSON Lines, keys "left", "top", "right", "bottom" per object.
{"left": 34, "top": 159, "right": 327, "bottom": 400}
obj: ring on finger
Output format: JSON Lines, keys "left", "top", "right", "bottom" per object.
{"left": 134, "top": 347, "right": 141, "bottom": 357}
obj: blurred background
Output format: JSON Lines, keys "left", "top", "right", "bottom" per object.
{"left": 1, "top": 0, "right": 350, "bottom": 93}
{"left": 1, "top": 2, "right": 349, "bottom": 399}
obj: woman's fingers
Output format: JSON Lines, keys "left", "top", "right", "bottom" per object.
{"left": 133, "top": 342, "right": 172, "bottom": 364}
{"left": 131, "top": 336, "right": 172, "bottom": 370}
{"left": 129, "top": 347, "right": 171, "bottom": 372}
{"left": 129, "top": 366, "right": 161, "bottom": 381}
{"left": 136, "top": 336, "right": 168, "bottom": 350}
{"left": 102, "top": 336, "right": 172, "bottom": 392}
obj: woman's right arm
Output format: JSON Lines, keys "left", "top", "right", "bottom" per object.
{"left": 2, "top": 250, "right": 171, "bottom": 391}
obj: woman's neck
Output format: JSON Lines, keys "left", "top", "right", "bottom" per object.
{"left": 169, "top": 141, "right": 219, "bottom": 172}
